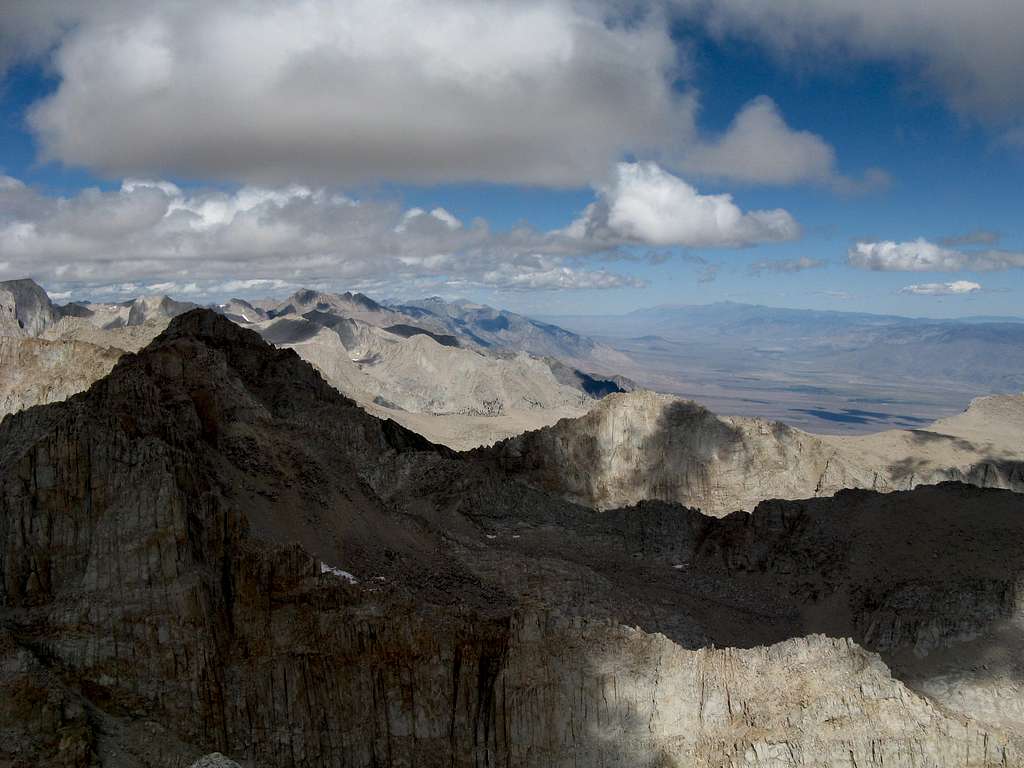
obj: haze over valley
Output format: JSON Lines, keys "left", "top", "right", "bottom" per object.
{"left": 542, "top": 303, "right": 1024, "bottom": 433}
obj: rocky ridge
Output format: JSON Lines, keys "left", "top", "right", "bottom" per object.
{"left": 0, "top": 281, "right": 625, "bottom": 449}
{"left": 477, "top": 389, "right": 1024, "bottom": 514}
{"left": 1, "top": 309, "right": 1023, "bottom": 766}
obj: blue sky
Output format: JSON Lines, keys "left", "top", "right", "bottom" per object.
{"left": 0, "top": 1, "right": 1022, "bottom": 317}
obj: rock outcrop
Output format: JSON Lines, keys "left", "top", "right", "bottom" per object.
{"left": 477, "top": 389, "right": 1024, "bottom": 514}
{"left": 126, "top": 295, "right": 198, "bottom": 326}
{"left": 0, "top": 336, "right": 123, "bottom": 420}
{"left": 0, "top": 278, "right": 65, "bottom": 336}
{"left": 2, "top": 310, "right": 1023, "bottom": 765}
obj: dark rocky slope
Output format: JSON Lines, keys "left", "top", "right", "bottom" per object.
{"left": 2, "top": 310, "right": 1023, "bottom": 766}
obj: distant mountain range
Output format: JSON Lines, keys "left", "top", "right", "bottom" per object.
{"left": 0, "top": 280, "right": 630, "bottom": 449}
{"left": 6, "top": 280, "right": 1023, "bottom": 440}
{"left": 222, "top": 289, "right": 631, "bottom": 371}
{"left": 543, "top": 301, "right": 1024, "bottom": 347}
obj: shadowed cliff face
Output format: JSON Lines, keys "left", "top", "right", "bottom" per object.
{"left": 2, "top": 310, "right": 1024, "bottom": 766}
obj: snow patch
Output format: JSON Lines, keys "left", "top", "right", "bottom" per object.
{"left": 320, "top": 562, "right": 358, "bottom": 584}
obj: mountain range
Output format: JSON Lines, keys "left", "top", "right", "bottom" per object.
{"left": 0, "top": 280, "right": 629, "bottom": 449}
{"left": 2, "top": 308, "right": 1023, "bottom": 766}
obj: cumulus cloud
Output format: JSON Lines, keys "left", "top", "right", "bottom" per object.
{"left": 679, "top": 96, "right": 888, "bottom": 190}
{"left": 849, "top": 238, "right": 1024, "bottom": 271}
{"left": 900, "top": 281, "right": 982, "bottom": 296}
{"left": 11, "top": 0, "right": 692, "bottom": 188}
{"left": 0, "top": 173, "right": 656, "bottom": 297}
{"left": 0, "top": 163, "right": 798, "bottom": 297}
{"left": 748, "top": 255, "right": 824, "bottom": 276}
{"left": 566, "top": 162, "right": 799, "bottom": 247}
{"left": 671, "top": 0, "right": 1024, "bottom": 122}
{"left": 0, "top": 2, "right": 881, "bottom": 192}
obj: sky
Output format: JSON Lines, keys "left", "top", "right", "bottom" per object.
{"left": 0, "top": 1, "right": 1022, "bottom": 318}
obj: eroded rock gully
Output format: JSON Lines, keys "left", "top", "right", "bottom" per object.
{"left": 2, "top": 310, "right": 1023, "bottom": 766}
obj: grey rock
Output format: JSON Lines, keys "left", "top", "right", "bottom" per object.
{"left": 127, "top": 294, "right": 198, "bottom": 326}
{"left": 190, "top": 754, "right": 243, "bottom": 768}
{"left": 477, "top": 389, "right": 1024, "bottom": 514}
{"left": 0, "top": 278, "right": 63, "bottom": 337}
{"left": 0, "top": 335, "right": 123, "bottom": 420}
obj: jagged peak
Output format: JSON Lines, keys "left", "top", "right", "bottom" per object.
{"left": 0, "top": 277, "right": 49, "bottom": 293}
{"left": 287, "top": 288, "right": 322, "bottom": 304}
{"left": 157, "top": 307, "right": 265, "bottom": 347}
{"left": 0, "top": 277, "right": 62, "bottom": 336}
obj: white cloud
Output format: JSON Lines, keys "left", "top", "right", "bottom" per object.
{"left": 480, "top": 260, "right": 646, "bottom": 291}
{"left": 566, "top": 162, "right": 800, "bottom": 247}
{"left": 0, "top": 3, "right": 884, "bottom": 193}
{"left": 679, "top": 96, "right": 887, "bottom": 190}
{"left": 214, "top": 278, "right": 293, "bottom": 293}
{"left": 146, "top": 281, "right": 202, "bottom": 295}
{"left": 0, "top": 173, "right": 651, "bottom": 296}
{"left": 671, "top": 0, "right": 1024, "bottom": 121}
{"left": 396, "top": 207, "right": 463, "bottom": 233}
{"left": 15, "top": 0, "right": 691, "bottom": 188}
{"left": 900, "top": 280, "right": 982, "bottom": 296}
{"left": 849, "top": 238, "right": 1024, "bottom": 271}
{"left": 0, "top": 164, "right": 800, "bottom": 297}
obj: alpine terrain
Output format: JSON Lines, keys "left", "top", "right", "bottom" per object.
{"left": 0, "top": 309, "right": 1022, "bottom": 766}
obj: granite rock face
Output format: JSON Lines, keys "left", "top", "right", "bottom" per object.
{"left": 1, "top": 310, "right": 1023, "bottom": 766}
{"left": 0, "top": 336, "right": 123, "bottom": 421}
{"left": 0, "top": 278, "right": 64, "bottom": 337}
{"left": 478, "top": 389, "right": 1024, "bottom": 514}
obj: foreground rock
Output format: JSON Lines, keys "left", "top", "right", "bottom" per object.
{"left": 1, "top": 310, "right": 1023, "bottom": 765}
{"left": 477, "top": 389, "right": 1024, "bottom": 514}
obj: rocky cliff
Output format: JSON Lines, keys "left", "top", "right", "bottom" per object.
{"left": 0, "top": 278, "right": 65, "bottom": 336}
{"left": 2, "top": 310, "right": 1023, "bottom": 766}
{"left": 477, "top": 389, "right": 1024, "bottom": 514}
{"left": 0, "top": 336, "right": 123, "bottom": 420}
